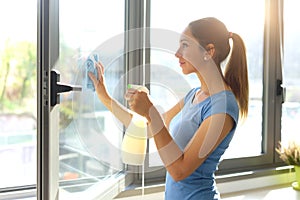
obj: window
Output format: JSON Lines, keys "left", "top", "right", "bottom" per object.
{"left": 0, "top": 0, "right": 290, "bottom": 198}
{"left": 57, "top": 0, "right": 125, "bottom": 195}
{"left": 0, "top": 0, "right": 37, "bottom": 189}
{"left": 282, "top": 0, "right": 300, "bottom": 146}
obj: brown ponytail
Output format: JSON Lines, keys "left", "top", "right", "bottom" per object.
{"left": 189, "top": 18, "right": 249, "bottom": 119}
{"left": 224, "top": 33, "right": 249, "bottom": 118}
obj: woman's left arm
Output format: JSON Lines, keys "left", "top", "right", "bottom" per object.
{"left": 148, "top": 107, "right": 234, "bottom": 182}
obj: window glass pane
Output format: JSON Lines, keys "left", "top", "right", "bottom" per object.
{"left": 282, "top": 0, "right": 300, "bottom": 145}
{"left": 0, "top": 0, "right": 37, "bottom": 188}
{"left": 149, "top": 0, "right": 264, "bottom": 166}
{"left": 57, "top": 0, "right": 125, "bottom": 195}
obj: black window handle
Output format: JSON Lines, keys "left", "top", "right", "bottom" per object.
{"left": 50, "top": 69, "right": 82, "bottom": 107}
{"left": 276, "top": 79, "right": 286, "bottom": 104}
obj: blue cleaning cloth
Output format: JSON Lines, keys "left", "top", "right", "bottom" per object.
{"left": 86, "top": 53, "right": 99, "bottom": 91}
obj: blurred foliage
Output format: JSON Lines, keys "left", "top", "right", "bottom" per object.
{"left": 0, "top": 38, "right": 81, "bottom": 130}
{"left": 0, "top": 35, "right": 123, "bottom": 131}
{"left": 60, "top": 100, "right": 75, "bottom": 129}
{"left": 0, "top": 39, "right": 36, "bottom": 114}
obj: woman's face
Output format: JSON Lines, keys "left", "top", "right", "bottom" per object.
{"left": 175, "top": 27, "right": 205, "bottom": 75}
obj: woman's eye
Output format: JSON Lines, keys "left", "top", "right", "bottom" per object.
{"left": 182, "top": 43, "right": 188, "bottom": 48}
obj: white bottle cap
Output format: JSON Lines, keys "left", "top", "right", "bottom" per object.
{"left": 128, "top": 84, "right": 149, "bottom": 94}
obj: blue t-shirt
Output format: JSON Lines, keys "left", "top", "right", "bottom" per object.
{"left": 165, "top": 88, "right": 239, "bottom": 200}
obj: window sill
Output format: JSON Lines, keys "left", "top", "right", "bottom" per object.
{"left": 114, "top": 183, "right": 300, "bottom": 200}
{"left": 216, "top": 165, "right": 296, "bottom": 194}
{"left": 114, "top": 166, "right": 297, "bottom": 199}
{"left": 1, "top": 166, "right": 296, "bottom": 200}
{"left": 59, "top": 173, "right": 126, "bottom": 200}
{"left": 114, "top": 183, "right": 165, "bottom": 199}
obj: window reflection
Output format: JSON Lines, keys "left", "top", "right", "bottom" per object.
{"left": 57, "top": 0, "right": 125, "bottom": 194}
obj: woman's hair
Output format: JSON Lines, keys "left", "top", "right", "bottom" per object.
{"left": 188, "top": 17, "right": 249, "bottom": 118}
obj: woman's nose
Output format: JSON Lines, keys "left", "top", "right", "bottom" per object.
{"left": 175, "top": 49, "right": 181, "bottom": 58}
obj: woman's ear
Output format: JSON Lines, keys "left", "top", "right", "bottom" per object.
{"left": 205, "top": 43, "right": 215, "bottom": 58}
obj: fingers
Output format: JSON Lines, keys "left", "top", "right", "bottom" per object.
{"left": 124, "top": 88, "right": 137, "bottom": 101}
{"left": 95, "top": 61, "right": 104, "bottom": 76}
{"left": 125, "top": 89, "right": 140, "bottom": 110}
{"left": 88, "top": 61, "right": 105, "bottom": 87}
{"left": 88, "top": 72, "right": 98, "bottom": 85}
{"left": 87, "top": 70, "right": 94, "bottom": 79}
{"left": 95, "top": 61, "right": 104, "bottom": 82}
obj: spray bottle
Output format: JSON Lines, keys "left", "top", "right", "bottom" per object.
{"left": 121, "top": 84, "right": 149, "bottom": 165}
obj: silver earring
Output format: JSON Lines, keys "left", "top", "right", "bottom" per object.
{"left": 204, "top": 56, "right": 208, "bottom": 61}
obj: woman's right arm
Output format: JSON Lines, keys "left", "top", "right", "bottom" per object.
{"left": 89, "top": 62, "right": 133, "bottom": 128}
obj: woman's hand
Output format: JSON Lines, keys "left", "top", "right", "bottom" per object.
{"left": 88, "top": 61, "right": 109, "bottom": 100}
{"left": 125, "top": 88, "right": 153, "bottom": 121}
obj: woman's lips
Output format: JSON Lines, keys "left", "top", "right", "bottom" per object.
{"left": 179, "top": 61, "right": 185, "bottom": 66}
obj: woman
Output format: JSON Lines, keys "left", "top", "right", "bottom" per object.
{"left": 89, "top": 17, "right": 248, "bottom": 200}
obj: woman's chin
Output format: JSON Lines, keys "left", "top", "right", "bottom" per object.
{"left": 181, "top": 69, "right": 191, "bottom": 75}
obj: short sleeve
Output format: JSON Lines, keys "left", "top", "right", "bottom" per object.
{"left": 201, "top": 91, "right": 239, "bottom": 128}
